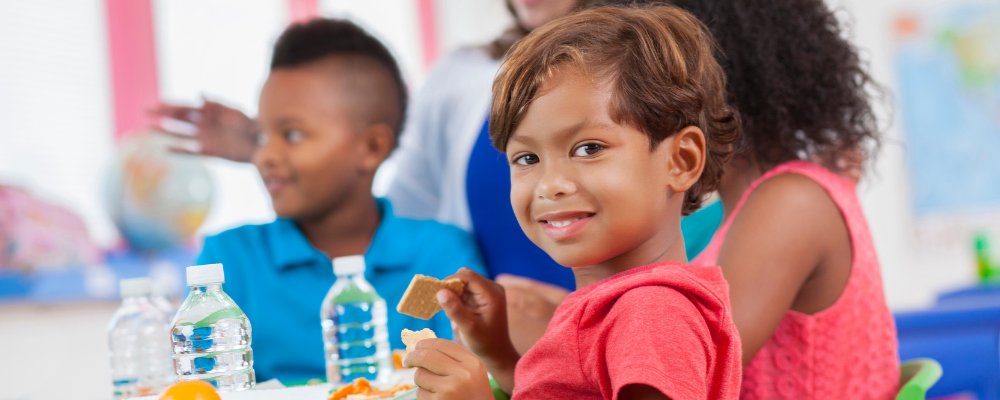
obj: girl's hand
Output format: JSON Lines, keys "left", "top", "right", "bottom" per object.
{"left": 402, "top": 338, "right": 494, "bottom": 400}
{"left": 437, "top": 267, "right": 519, "bottom": 394}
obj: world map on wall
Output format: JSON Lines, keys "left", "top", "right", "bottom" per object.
{"left": 895, "top": 2, "right": 1000, "bottom": 216}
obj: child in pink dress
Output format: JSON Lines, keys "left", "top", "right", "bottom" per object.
{"left": 671, "top": 0, "right": 900, "bottom": 397}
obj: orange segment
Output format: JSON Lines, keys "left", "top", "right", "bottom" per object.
{"left": 159, "top": 381, "right": 221, "bottom": 400}
{"left": 392, "top": 349, "right": 407, "bottom": 370}
{"left": 329, "top": 384, "right": 357, "bottom": 400}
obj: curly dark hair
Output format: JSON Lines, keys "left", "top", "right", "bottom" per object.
{"left": 645, "top": 0, "right": 882, "bottom": 171}
{"left": 271, "top": 19, "right": 407, "bottom": 139}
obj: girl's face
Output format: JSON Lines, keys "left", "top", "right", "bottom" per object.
{"left": 509, "top": 0, "right": 579, "bottom": 31}
{"left": 505, "top": 67, "right": 703, "bottom": 269}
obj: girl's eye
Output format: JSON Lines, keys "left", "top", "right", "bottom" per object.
{"left": 514, "top": 154, "right": 540, "bottom": 166}
{"left": 285, "top": 129, "right": 304, "bottom": 143}
{"left": 256, "top": 132, "right": 268, "bottom": 146}
{"left": 573, "top": 143, "right": 604, "bottom": 157}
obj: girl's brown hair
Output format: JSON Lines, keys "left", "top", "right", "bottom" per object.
{"left": 490, "top": 5, "right": 741, "bottom": 214}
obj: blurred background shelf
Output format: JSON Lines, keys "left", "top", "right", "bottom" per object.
{"left": 0, "top": 246, "right": 196, "bottom": 304}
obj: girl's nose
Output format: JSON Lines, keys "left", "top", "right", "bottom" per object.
{"left": 535, "top": 163, "right": 577, "bottom": 200}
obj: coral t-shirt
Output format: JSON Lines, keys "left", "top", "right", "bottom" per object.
{"left": 512, "top": 262, "right": 742, "bottom": 400}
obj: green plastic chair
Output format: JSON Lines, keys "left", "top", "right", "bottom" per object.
{"left": 896, "top": 358, "right": 943, "bottom": 400}
{"left": 491, "top": 378, "right": 511, "bottom": 400}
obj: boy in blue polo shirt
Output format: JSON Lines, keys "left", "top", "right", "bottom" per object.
{"left": 195, "top": 19, "right": 486, "bottom": 383}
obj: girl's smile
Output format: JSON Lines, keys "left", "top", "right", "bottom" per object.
{"left": 536, "top": 210, "right": 595, "bottom": 241}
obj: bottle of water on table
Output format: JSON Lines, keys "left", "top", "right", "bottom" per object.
{"left": 151, "top": 279, "right": 177, "bottom": 318}
{"left": 321, "top": 255, "right": 391, "bottom": 384}
{"left": 107, "top": 277, "right": 175, "bottom": 399}
{"left": 171, "top": 263, "right": 255, "bottom": 391}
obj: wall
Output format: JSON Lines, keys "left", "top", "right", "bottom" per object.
{"left": 0, "top": 0, "right": 985, "bottom": 309}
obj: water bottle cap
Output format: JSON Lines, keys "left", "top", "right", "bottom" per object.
{"left": 120, "top": 277, "right": 152, "bottom": 298}
{"left": 333, "top": 255, "right": 366, "bottom": 276}
{"left": 187, "top": 263, "right": 225, "bottom": 286}
{"left": 151, "top": 279, "right": 173, "bottom": 296}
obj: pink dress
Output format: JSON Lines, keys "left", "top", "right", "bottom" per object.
{"left": 693, "top": 161, "right": 899, "bottom": 399}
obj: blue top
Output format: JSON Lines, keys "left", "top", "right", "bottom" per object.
{"left": 196, "top": 198, "right": 487, "bottom": 382}
{"left": 466, "top": 119, "right": 723, "bottom": 291}
{"left": 466, "top": 119, "right": 576, "bottom": 290}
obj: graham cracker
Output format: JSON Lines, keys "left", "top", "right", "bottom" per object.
{"left": 401, "top": 328, "right": 437, "bottom": 352}
{"left": 396, "top": 274, "right": 464, "bottom": 320}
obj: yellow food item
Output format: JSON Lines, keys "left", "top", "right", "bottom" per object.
{"left": 159, "top": 381, "right": 221, "bottom": 400}
{"left": 328, "top": 378, "right": 416, "bottom": 400}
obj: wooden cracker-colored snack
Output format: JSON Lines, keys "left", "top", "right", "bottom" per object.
{"left": 401, "top": 328, "right": 437, "bottom": 352}
{"left": 396, "top": 274, "right": 464, "bottom": 320}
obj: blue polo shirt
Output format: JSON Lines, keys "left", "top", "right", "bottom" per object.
{"left": 195, "top": 198, "right": 486, "bottom": 383}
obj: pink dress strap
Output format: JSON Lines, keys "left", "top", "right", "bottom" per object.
{"left": 693, "top": 160, "right": 900, "bottom": 399}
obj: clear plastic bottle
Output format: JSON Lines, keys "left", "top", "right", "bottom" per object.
{"left": 152, "top": 279, "right": 177, "bottom": 319}
{"left": 321, "top": 255, "right": 391, "bottom": 384}
{"left": 171, "top": 263, "right": 255, "bottom": 391}
{"left": 107, "top": 277, "right": 175, "bottom": 399}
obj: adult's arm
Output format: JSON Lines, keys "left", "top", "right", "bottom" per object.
{"left": 382, "top": 58, "right": 456, "bottom": 221}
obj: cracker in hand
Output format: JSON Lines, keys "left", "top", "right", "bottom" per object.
{"left": 401, "top": 328, "right": 437, "bottom": 352}
{"left": 396, "top": 274, "right": 464, "bottom": 320}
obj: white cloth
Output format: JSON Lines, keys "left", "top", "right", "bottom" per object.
{"left": 385, "top": 47, "right": 503, "bottom": 231}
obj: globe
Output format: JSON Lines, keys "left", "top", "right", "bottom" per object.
{"left": 105, "top": 131, "right": 214, "bottom": 251}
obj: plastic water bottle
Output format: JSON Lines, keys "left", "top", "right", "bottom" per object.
{"left": 107, "top": 277, "right": 175, "bottom": 399}
{"left": 321, "top": 255, "right": 391, "bottom": 384}
{"left": 171, "top": 263, "right": 255, "bottom": 391}
{"left": 152, "top": 279, "right": 177, "bottom": 319}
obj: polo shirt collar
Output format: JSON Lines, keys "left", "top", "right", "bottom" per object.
{"left": 267, "top": 217, "right": 321, "bottom": 270}
{"left": 267, "top": 198, "right": 414, "bottom": 271}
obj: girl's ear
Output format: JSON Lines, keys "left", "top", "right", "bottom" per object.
{"left": 357, "top": 123, "right": 395, "bottom": 174}
{"left": 666, "top": 126, "right": 707, "bottom": 193}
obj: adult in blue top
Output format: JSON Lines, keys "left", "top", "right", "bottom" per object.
{"left": 187, "top": 20, "right": 485, "bottom": 383}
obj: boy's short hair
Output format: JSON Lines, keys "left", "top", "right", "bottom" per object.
{"left": 490, "top": 6, "right": 741, "bottom": 214}
{"left": 271, "top": 19, "right": 407, "bottom": 140}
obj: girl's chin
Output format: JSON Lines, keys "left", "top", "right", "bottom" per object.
{"left": 546, "top": 249, "right": 607, "bottom": 269}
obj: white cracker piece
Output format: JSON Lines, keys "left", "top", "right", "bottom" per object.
{"left": 401, "top": 328, "right": 437, "bottom": 352}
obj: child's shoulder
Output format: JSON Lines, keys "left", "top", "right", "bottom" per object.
{"left": 386, "top": 214, "right": 476, "bottom": 248}
{"left": 203, "top": 220, "right": 285, "bottom": 248}
{"left": 575, "top": 262, "right": 732, "bottom": 322}
{"left": 377, "top": 202, "right": 486, "bottom": 274}
{"left": 748, "top": 171, "right": 836, "bottom": 213}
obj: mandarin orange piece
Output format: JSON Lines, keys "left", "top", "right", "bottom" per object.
{"left": 329, "top": 384, "right": 358, "bottom": 400}
{"left": 354, "top": 377, "right": 372, "bottom": 393}
{"left": 159, "top": 381, "right": 221, "bottom": 400}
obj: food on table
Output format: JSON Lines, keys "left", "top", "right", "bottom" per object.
{"left": 158, "top": 381, "right": 221, "bottom": 400}
{"left": 328, "top": 377, "right": 416, "bottom": 400}
{"left": 396, "top": 275, "right": 464, "bottom": 319}
{"left": 392, "top": 349, "right": 408, "bottom": 369}
{"left": 401, "top": 328, "right": 437, "bottom": 352}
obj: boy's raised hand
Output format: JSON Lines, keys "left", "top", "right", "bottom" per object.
{"left": 436, "top": 267, "right": 519, "bottom": 394}
{"left": 402, "top": 338, "right": 494, "bottom": 400}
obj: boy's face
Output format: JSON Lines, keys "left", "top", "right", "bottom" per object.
{"left": 505, "top": 67, "right": 703, "bottom": 268}
{"left": 254, "top": 60, "right": 389, "bottom": 219}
